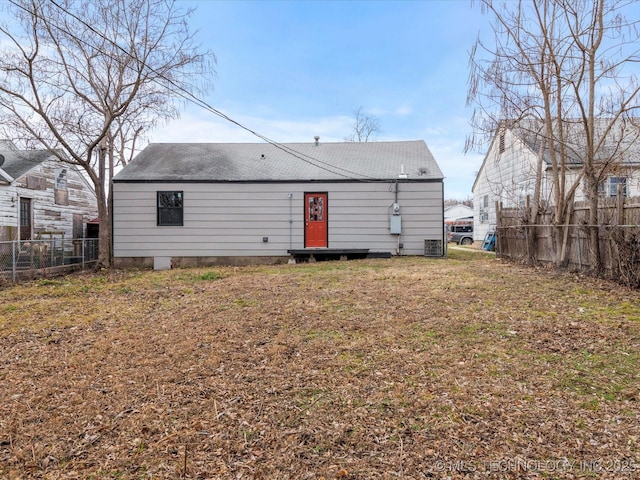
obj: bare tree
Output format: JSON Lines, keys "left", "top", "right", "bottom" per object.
{"left": 467, "top": 0, "right": 640, "bottom": 272}
{"left": 444, "top": 198, "right": 473, "bottom": 208}
{"left": 345, "top": 106, "right": 381, "bottom": 142}
{"left": 0, "top": 0, "right": 215, "bottom": 267}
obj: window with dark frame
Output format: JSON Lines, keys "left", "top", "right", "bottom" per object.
{"left": 20, "top": 198, "right": 30, "bottom": 227}
{"left": 157, "top": 191, "right": 183, "bottom": 226}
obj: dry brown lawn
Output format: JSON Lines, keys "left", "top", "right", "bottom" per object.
{"left": 1, "top": 249, "right": 639, "bottom": 479}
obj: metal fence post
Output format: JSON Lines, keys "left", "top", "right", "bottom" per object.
{"left": 12, "top": 240, "right": 17, "bottom": 282}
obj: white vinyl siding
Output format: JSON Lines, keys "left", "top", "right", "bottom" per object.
{"left": 473, "top": 126, "right": 640, "bottom": 242}
{"left": 113, "top": 181, "right": 444, "bottom": 258}
{"left": 473, "top": 130, "right": 544, "bottom": 241}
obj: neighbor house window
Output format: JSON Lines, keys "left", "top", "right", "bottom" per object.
{"left": 54, "top": 168, "right": 69, "bottom": 205}
{"left": 608, "top": 177, "right": 627, "bottom": 197}
{"left": 598, "top": 177, "right": 627, "bottom": 197}
{"left": 517, "top": 180, "right": 533, "bottom": 208}
{"left": 480, "top": 195, "right": 489, "bottom": 223}
{"left": 157, "top": 191, "right": 183, "bottom": 226}
{"left": 55, "top": 168, "right": 67, "bottom": 190}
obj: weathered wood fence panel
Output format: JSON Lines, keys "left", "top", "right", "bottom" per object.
{"left": 496, "top": 196, "right": 640, "bottom": 287}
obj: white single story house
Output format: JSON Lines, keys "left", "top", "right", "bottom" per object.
{"left": 112, "top": 139, "right": 445, "bottom": 268}
{"left": 0, "top": 140, "right": 97, "bottom": 242}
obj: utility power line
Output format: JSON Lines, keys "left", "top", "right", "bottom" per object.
{"left": 6, "top": 0, "right": 380, "bottom": 181}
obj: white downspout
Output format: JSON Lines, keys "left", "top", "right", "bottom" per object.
{"left": 288, "top": 192, "right": 293, "bottom": 251}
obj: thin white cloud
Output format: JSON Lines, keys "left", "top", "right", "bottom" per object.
{"left": 148, "top": 110, "right": 354, "bottom": 144}
{"left": 423, "top": 127, "right": 446, "bottom": 136}
{"left": 368, "top": 105, "right": 413, "bottom": 117}
{"left": 393, "top": 105, "right": 413, "bottom": 116}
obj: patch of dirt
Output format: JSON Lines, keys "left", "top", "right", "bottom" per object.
{"left": 1, "top": 254, "right": 639, "bottom": 479}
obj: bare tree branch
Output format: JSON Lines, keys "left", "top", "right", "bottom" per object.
{"left": 0, "top": 0, "right": 216, "bottom": 266}
{"left": 345, "top": 106, "right": 381, "bottom": 142}
{"left": 468, "top": 0, "right": 640, "bottom": 271}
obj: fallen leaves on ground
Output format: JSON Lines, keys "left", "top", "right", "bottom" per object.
{"left": 1, "top": 251, "right": 639, "bottom": 479}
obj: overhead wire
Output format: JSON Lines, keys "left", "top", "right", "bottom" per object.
{"left": 7, "top": 0, "right": 382, "bottom": 181}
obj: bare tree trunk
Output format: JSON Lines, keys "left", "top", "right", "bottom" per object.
{"left": 524, "top": 196, "right": 536, "bottom": 265}
{"left": 107, "top": 133, "right": 115, "bottom": 267}
{"left": 526, "top": 141, "right": 547, "bottom": 265}
{"left": 0, "top": 0, "right": 215, "bottom": 270}
{"left": 584, "top": 0, "right": 604, "bottom": 274}
{"left": 96, "top": 144, "right": 111, "bottom": 268}
{"left": 587, "top": 183, "right": 602, "bottom": 274}
{"left": 97, "top": 195, "right": 111, "bottom": 269}
{"left": 559, "top": 197, "right": 574, "bottom": 268}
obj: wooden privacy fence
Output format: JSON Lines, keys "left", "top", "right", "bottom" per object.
{"left": 496, "top": 196, "right": 640, "bottom": 288}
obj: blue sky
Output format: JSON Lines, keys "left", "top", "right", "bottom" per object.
{"left": 150, "top": 0, "right": 488, "bottom": 200}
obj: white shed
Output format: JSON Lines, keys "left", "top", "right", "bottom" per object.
{"left": 444, "top": 204, "right": 473, "bottom": 222}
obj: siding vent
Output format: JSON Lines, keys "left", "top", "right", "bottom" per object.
{"left": 424, "top": 239, "right": 444, "bottom": 257}
{"left": 499, "top": 129, "right": 506, "bottom": 154}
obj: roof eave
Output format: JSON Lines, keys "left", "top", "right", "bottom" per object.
{"left": 0, "top": 166, "right": 14, "bottom": 183}
{"left": 113, "top": 176, "right": 443, "bottom": 184}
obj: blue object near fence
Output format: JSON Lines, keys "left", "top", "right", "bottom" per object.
{"left": 482, "top": 231, "right": 496, "bottom": 251}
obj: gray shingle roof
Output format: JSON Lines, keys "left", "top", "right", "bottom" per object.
{"left": 0, "top": 145, "right": 53, "bottom": 181}
{"left": 114, "top": 140, "right": 443, "bottom": 182}
{"left": 512, "top": 119, "right": 640, "bottom": 166}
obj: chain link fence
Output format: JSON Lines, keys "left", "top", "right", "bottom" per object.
{"left": 0, "top": 238, "right": 98, "bottom": 283}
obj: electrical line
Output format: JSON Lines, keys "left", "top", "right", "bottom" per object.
{"left": 7, "top": 0, "right": 382, "bottom": 181}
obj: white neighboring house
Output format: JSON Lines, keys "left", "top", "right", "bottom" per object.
{"left": 0, "top": 140, "right": 97, "bottom": 242}
{"left": 112, "top": 139, "right": 445, "bottom": 268}
{"left": 472, "top": 123, "right": 640, "bottom": 242}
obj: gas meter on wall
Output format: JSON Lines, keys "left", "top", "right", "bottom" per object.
{"left": 390, "top": 203, "right": 402, "bottom": 234}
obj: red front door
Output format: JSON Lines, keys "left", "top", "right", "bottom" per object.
{"left": 304, "top": 193, "right": 328, "bottom": 248}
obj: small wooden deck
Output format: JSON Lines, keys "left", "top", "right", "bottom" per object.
{"left": 287, "top": 248, "right": 392, "bottom": 262}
